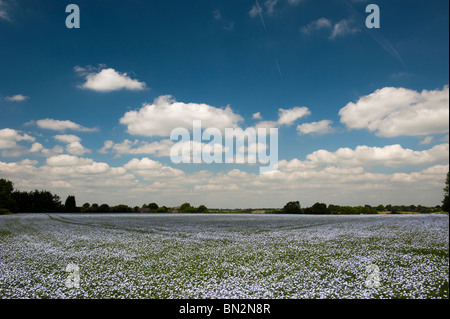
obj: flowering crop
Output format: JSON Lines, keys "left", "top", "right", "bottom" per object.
{"left": 0, "top": 213, "right": 448, "bottom": 299}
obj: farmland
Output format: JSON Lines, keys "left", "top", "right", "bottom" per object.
{"left": 0, "top": 213, "right": 448, "bottom": 299}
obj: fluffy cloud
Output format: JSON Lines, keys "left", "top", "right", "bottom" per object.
{"left": 0, "top": 129, "right": 52, "bottom": 157}
{"left": 0, "top": 129, "right": 64, "bottom": 158}
{"left": 30, "top": 119, "right": 98, "bottom": 132}
{"left": 306, "top": 143, "right": 449, "bottom": 167}
{"left": 0, "top": 0, "right": 10, "bottom": 21}
{"left": 252, "top": 112, "right": 263, "bottom": 120}
{"left": 53, "top": 134, "right": 90, "bottom": 156}
{"left": 0, "top": 129, "right": 34, "bottom": 149}
{"left": 65, "top": 142, "right": 90, "bottom": 156}
{"left": 329, "top": 19, "right": 360, "bottom": 40}
{"left": 99, "top": 139, "right": 174, "bottom": 157}
{"left": 300, "top": 18, "right": 359, "bottom": 39}
{"left": 249, "top": 1, "right": 264, "bottom": 18}
{"left": 250, "top": 0, "right": 302, "bottom": 18}
{"left": 255, "top": 107, "right": 310, "bottom": 129}
{"left": 419, "top": 136, "right": 434, "bottom": 145}
{"left": 277, "top": 107, "right": 311, "bottom": 126}
{"left": 5, "top": 94, "right": 28, "bottom": 102}
{"left": 1, "top": 155, "right": 131, "bottom": 184}
{"left": 53, "top": 134, "right": 81, "bottom": 143}
{"left": 264, "top": 0, "right": 278, "bottom": 16}
{"left": 123, "top": 157, "right": 185, "bottom": 180}
{"left": 76, "top": 66, "right": 146, "bottom": 92}
{"left": 29, "top": 143, "right": 64, "bottom": 157}
{"left": 300, "top": 18, "right": 332, "bottom": 35}
{"left": 46, "top": 154, "right": 95, "bottom": 167}
{"left": 339, "top": 85, "right": 450, "bottom": 137}
{"left": 120, "top": 95, "right": 243, "bottom": 137}
{"left": 297, "top": 120, "right": 334, "bottom": 135}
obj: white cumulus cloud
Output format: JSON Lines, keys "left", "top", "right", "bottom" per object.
{"left": 53, "top": 134, "right": 90, "bottom": 156}
{"left": 76, "top": 66, "right": 146, "bottom": 92}
{"left": 297, "top": 120, "right": 335, "bottom": 135}
{"left": 339, "top": 85, "right": 450, "bottom": 137}
{"left": 120, "top": 95, "right": 243, "bottom": 137}
{"left": 254, "top": 107, "right": 310, "bottom": 129}
{"left": 277, "top": 107, "right": 311, "bottom": 126}
{"left": 124, "top": 157, "right": 184, "bottom": 180}
{"left": 31, "top": 119, "right": 98, "bottom": 132}
{"left": 99, "top": 139, "right": 174, "bottom": 157}
{"left": 306, "top": 143, "right": 449, "bottom": 168}
{"left": 0, "top": 128, "right": 34, "bottom": 149}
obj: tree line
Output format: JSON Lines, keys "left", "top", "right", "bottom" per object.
{"left": 1, "top": 172, "right": 449, "bottom": 215}
{"left": 275, "top": 171, "right": 449, "bottom": 215}
{"left": 275, "top": 201, "right": 446, "bottom": 215}
{"left": 0, "top": 178, "right": 209, "bottom": 214}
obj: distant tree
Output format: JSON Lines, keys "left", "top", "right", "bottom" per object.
{"left": 309, "top": 202, "right": 328, "bottom": 214}
{"left": 148, "top": 203, "right": 159, "bottom": 211}
{"left": 327, "top": 204, "right": 341, "bottom": 214}
{"left": 11, "top": 191, "right": 31, "bottom": 213}
{"left": 376, "top": 204, "right": 385, "bottom": 212}
{"left": 359, "top": 206, "right": 378, "bottom": 214}
{"left": 64, "top": 195, "right": 79, "bottom": 212}
{"left": 443, "top": 172, "right": 449, "bottom": 213}
{"left": 0, "top": 178, "right": 15, "bottom": 212}
{"left": 12, "top": 190, "right": 62, "bottom": 213}
{"left": 133, "top": 206, "right": 140, "bottom": 212}
{"left": 282, "top": 201, "right": 301, "bottom": 214}
{"left": 179, "top": 203, "right": 195, "bottom": 213}
{"left": 417, "top": 205, "right": 432, "bottom": 214}
{"left": 98, "top": 204, "right": 110, "bottom": 213}
{"left": 32, "top": 190, "right": 63, "bottom": 212}
{"left": 197, "top": 205, "right": 208, "bottom": 213}
{"left": 111, "top": 204, "right": 132, "bottom": 213}
{"left": 81, "top": 203, "right": 90, "bottom": 212}
{"left": 157, "top": 206, "right": 168, "bottom": 212}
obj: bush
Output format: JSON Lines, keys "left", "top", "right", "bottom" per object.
{"left": 0, "top": 208, "right": 12, "bottom": 215}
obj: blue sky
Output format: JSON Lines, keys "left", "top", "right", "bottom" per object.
{"left": 0, "top": 0, "right": 449, "bottom": 208}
